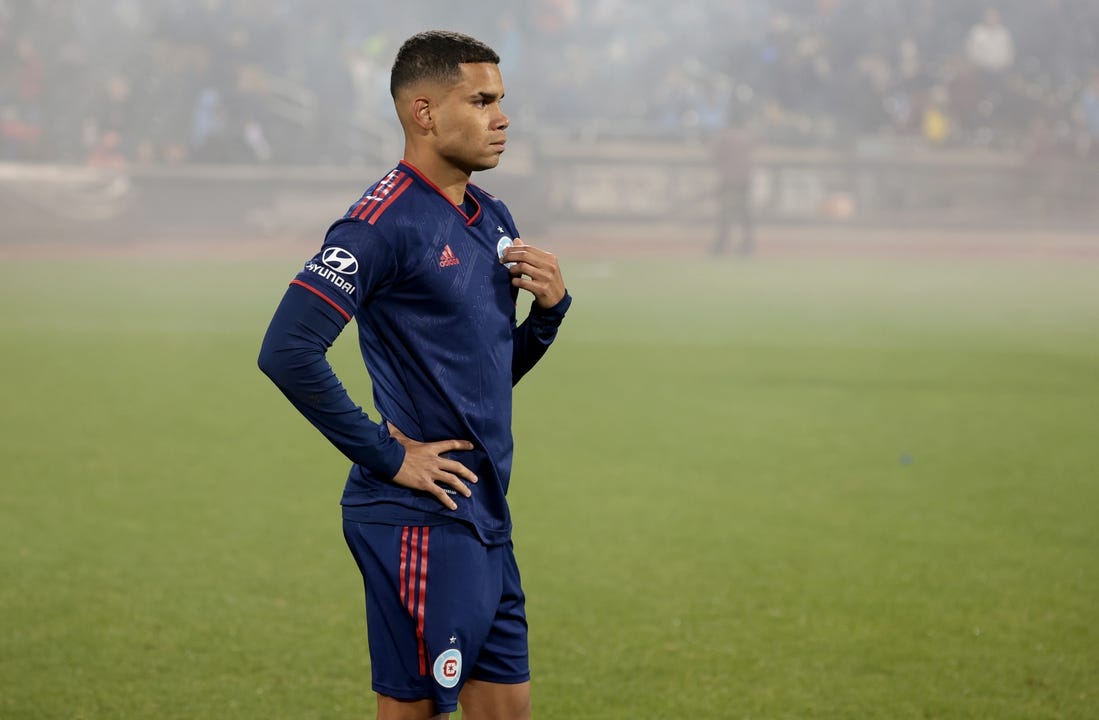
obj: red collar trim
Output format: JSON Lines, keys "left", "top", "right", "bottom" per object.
{"left": 398, "top": 160, "right": 482, "bottom": 226}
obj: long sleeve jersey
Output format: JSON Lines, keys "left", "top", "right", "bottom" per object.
{"left": 258, "top": 161, "right": 570, "bottom": 545}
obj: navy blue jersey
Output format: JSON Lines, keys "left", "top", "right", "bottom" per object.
{"left": 262, "top": 161, "right": 570, "bottom": 545}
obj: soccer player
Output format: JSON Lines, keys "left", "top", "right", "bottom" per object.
{"left": 257, "top": 31, "right": 571, "bottom": 720}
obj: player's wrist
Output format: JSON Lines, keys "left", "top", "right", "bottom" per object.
{"left": 531, "top": 291, "right": 571, "bottom": 316}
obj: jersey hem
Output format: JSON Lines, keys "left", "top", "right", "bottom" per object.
{"left": 341, "top": 503, "right": 512, "bottom": 546}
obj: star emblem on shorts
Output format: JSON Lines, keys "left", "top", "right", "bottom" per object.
{"left": 497, "top": 226, "right": 504, "bottom": 233}
{"left": 450, "top": 635, "right": 457, "bottom": 645}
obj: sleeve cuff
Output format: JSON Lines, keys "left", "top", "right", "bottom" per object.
{"left": 529, "top": 291, "right": 572, "bottom": 322}
{"left": 355, "top": 425, "right": 406, "bottom": 480}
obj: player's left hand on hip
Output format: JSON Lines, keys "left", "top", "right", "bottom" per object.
{"left": 502, "top": 239, "right": 566, "bottom": 309}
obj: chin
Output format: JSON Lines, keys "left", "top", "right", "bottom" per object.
{"left": 469, "top": 157, "right": 501, "bottom": 173}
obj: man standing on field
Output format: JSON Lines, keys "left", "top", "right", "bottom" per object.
{"left": 258, "top": 30, "right": 571, "bottom": 720}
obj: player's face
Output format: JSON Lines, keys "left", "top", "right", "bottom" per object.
{"left": 434, "top": 63, "right": 509, "bottom": 173}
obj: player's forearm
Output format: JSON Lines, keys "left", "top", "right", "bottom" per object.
{"left": 258, "top": 284, "right": 405, "bottom": 479}
{"left": 512, "top": 292, "right": 571, "bottom": 384}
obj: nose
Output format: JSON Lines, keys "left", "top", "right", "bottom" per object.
{"left": 495, "top": 107, "right": 509, "bottom": 131}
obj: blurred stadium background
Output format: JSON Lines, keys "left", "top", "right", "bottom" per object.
{"left": 2, "top": 0, "right": 1099, "bottom": 245}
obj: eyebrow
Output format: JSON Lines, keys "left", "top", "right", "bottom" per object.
{"left": 472, "top": 91, "right": 504, "bottom": 102}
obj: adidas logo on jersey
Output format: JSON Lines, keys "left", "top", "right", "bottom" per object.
{"left": 439, "top": 245, "right": 460, "bottom": 268}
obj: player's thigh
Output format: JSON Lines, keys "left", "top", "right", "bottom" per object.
{"left": 458, "top": 678, "right": 531, "bottom": 720}
{"left": 346, "top": 520, "right": 504, "bottom": 714}
{"left": 468, "top": 541, "right": 529, "bottom": 685}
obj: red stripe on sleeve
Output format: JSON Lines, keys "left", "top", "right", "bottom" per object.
{"left": 289, "top": 280, "right": 352, "bottom": 322}
{"left": 365, "top": 177, "right": 414, "bottom": 225}
{"left": 348, "top": 197, "right": 372, "bottom": 220}
{"left": 353, "top": 170, "right": 403, "bottom": 220}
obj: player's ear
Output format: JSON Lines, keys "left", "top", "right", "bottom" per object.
{"left": 411, "top": 96, "right": 434, "bottom": 131}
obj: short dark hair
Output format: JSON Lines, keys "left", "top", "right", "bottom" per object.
{"left": 390, "top": 30, "right": 500, "bottom": 98}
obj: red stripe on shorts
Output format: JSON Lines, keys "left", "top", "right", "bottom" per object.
{"left": 399, "top": 527, "right": 430, "bottom": 675}
{"left": 399, "top": 526, "right": 410, "bottom": 606}
{"left": 416, "top": 527, "right": 430, "bottom": 676}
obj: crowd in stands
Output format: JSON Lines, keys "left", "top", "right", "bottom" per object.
{"left": 2, "top": 0, "right": 1099, "bottom": 165}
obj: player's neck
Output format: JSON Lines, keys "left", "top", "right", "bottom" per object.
{"left": 402, "top": 149, "right": 470, "bottom": 206}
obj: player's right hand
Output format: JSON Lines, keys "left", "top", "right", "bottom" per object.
{"left": 387, "top": 421, "right": 478, "bottom": 510}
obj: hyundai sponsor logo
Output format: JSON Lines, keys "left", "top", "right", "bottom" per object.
{"left": 304, "top": 262, "right": 356, "bottom": 295}
{"left": 322, "top": 247, "right": 359, "bottom": 274}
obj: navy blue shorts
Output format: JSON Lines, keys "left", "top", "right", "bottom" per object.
{"left": 342, "top": 520, "right": 529, "bottom": 713}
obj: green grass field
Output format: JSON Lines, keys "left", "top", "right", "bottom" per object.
{"left": 2, "top": 248, "right": 1097, "bottom": 719}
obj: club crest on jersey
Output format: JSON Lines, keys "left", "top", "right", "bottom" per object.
{"left": 497, "top": 236, "right": 516, "bottom": 268}
{"left": 433, "top": 648, "right": 462, "bottom": 688}
{"left": 322, "top": 247, "right": 359, "bottom": 274}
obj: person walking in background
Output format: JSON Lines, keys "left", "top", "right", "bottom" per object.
{"left": 964, "top": 5, "right": 1016, "bottom": 134}
{"left": 711, "top": 112, "right": 757, "bottom": 257}
{"left": 258, "top": 30, "right": 571, "bottom": 720}
{"left": 1079, "top": 67, "right": 1099, "bottom": 158}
